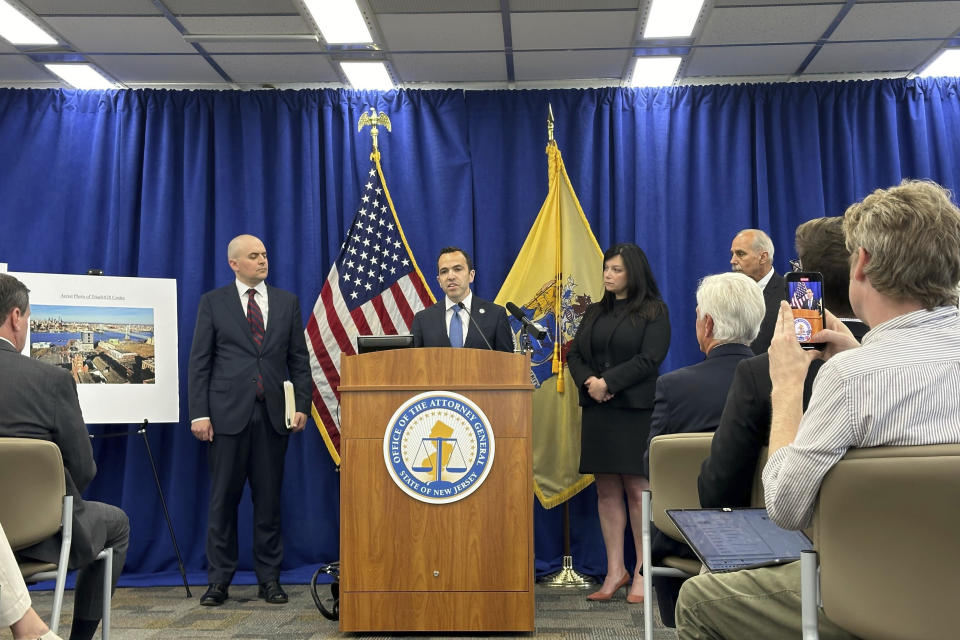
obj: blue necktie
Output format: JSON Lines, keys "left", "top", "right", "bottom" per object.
{"left": 449, "top": 307, "right": 464, "bottom": 348}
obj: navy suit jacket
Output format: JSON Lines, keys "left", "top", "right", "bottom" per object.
{"left": 411, "top": 296, "right": 514, "bottom": 352}
{"left": 0, "top": 340, "right": 104, "bottom": 567}
{"left": 644, "top": 342, "right": 754, "bottom": 562}
{"left": 749, "top": 271, "right": 786, "bottom": 355}
{"left": 188, "top": 283, "right": 312, "bottom": 435}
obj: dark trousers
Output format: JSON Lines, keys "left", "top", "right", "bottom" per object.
{"left": 206, "top": 401, "right": 288, "bottom": 584}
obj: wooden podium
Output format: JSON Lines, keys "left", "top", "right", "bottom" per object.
{"left": 338, "top": 347, "right": 534, "bottom": 632}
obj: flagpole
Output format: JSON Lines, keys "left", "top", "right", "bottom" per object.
{"left": 539, "top": 103, "right": 595, "bottom": 588}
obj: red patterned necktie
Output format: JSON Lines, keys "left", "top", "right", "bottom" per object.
{"left": 246, "top": 289, "right": 265, "bottom": 399}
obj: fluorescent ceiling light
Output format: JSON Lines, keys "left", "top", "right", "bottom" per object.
{"left": 45, "top": 64, "right": 117, "bottom": 90}
{"left": 631, "top": 57, "right": 682, "bottom": 87}
{"left": 305, "top": 0, "right": 373, "bottom": 44}
{"left": 0, "top": 0, "right": 56, "bottom": 45}
{"left": 918, "top": 49, "right": 960, "bottom": 77}
{"left": 643, "top": 0, "right": 705, "bottom": 39}
{"left": 340, "top": 61, "right": 393, "bottom": 89}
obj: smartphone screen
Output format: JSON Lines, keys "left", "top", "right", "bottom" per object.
{"left": 785, "top": 271, "right": 825, "bottom": 350}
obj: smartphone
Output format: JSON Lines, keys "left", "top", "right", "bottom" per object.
{"left": 784, "top": 271, "right": 825, "bottom": 350}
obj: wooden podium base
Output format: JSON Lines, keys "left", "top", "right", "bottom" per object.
{"left": 340, "top": 591, "right": 535, "bottom": 632}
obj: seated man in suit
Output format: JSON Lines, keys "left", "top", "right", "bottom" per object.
{"left": 411, "top": 246, "right": 513, "bottom": 352}
{"left": 699, "top": 216, "right": 869, "bottom": 510}
{"left": 678, "top": 180, "right": 960, "bottom": 639}
{"left": 0, "top": 273, "right": 129, "bottom": 640}
{"left": 644, "top": 272, "right": 765, "bottom": 626}
{"left": 730, "top": 229, "right": 783, "bottom": 354}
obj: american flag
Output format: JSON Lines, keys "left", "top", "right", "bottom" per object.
{"left": 305, "top": 155, "right": 434, "bottom": 465}
{"left": 791, "top": 280, "right": 809, "bottom": 308}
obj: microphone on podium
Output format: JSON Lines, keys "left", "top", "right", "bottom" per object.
{"left": 457, "top": 301, "right": 494, "bottom": 350}
{"left": 505, "top": 301, "right": 547, "bottom": 340}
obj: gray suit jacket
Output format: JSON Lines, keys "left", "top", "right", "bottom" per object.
{"left": 411, "top": 296, "right": 514, "bottom": 352}
{"left": 0, "top": 340, "right": 103, "bottom": 567}
{"left": 188, "top": 283, "right": 312, "bottom": 435}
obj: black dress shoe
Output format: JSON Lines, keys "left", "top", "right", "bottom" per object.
{"left": 200, "top": 583, "right": 229, "bottom": 606}
{"left": 258, "top": 580, "right": 288, "bottom": 604}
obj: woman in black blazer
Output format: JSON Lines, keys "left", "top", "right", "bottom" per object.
{"left": 567, "top": 243, "right": 670, "bottom": 604}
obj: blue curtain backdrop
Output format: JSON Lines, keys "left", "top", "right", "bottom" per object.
{"left": 0, "top": 78, "right": 958, "bottom": 584}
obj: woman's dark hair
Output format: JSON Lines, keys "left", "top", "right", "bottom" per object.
{"left": 600, "top": 243, "right": 666, "bottom": 321}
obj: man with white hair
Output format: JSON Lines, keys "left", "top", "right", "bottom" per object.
{"left": 730, "top": 229, "right": 783, "bottom": 354}
{"left": 644, "top": 272, "right": 765, "bottom": 625}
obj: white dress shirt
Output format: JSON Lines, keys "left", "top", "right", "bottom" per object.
{"left": 445, "top": 291, "right": 473, "bottom": 339}
{"left": 236, "top": 279, "right": 268, "bottom": 330}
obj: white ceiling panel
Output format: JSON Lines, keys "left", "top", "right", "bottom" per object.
{"left": 44, "top": 17, "right": 195, "bottom": 53}
{"left": 0, "top": 39, "right": 19, "bottom": 54}
{"left": 511, "top": 11, "right": 637, "bottom": 50}
{"left": 163, "top": 0, "right": 300, "bottom": 15}
{"left": 698, "top": 5, "right": 840, "bottom": 45}
{"left": 23, "top": 0, "right": 160, "bottom": 15}
{"left": 368, "top": 0, "right": 499, "bottom": 12}
{"left": 686, "top": 44, "right": 813, "bottom": 77}
{"left": 198, "top": 41, "right": 322, "bottom": 54}
{"left": 806, "top": 40, "right": 942, "bottom": 73}
{"left": 829, "top": 2, "right": 960, "bottom": 41}
{"left": 90, "top": 54, "right": 226, "bottom": 84}
{"left": 211, "top": 54, "right": 339, "bottom": 83}
{"left": 512, "top": 0, "right": 639, "bottom": 9}
{"left": 393, "top": 52, "right": 506, "bottom": 82}
{"left": 514, "top": 49, "right": 628, "bottom": 81}
{"left": 179, "top": 16, "right": 312, "bottom": 36}
{"left": 0, "top": 56, "right": 51, "bottom": 82}
{"left": 379, "top": 13, "right": 503, "bottom": 51}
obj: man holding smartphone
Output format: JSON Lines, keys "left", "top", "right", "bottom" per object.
{"left": 678, "top": 180, "right": 960, "bottom": 639}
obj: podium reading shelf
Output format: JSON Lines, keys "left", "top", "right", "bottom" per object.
{"left": 338, "top": 348, "right": 534, "bottom": 632}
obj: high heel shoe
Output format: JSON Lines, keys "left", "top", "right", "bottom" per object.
{"left": 625, "top": 591, "right": 644, "bottom": 604}
{"left": 586, "top": 572, "right": 630, "bottom": 601}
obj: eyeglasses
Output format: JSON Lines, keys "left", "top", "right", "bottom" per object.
{"left": 789, "top": 258, "right": 803, "bottom": 272}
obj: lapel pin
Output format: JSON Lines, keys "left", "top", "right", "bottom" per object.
{"left": 479, "top": 308, "right": 486, "bottom": 314}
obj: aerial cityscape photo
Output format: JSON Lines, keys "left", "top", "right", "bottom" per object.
{"left": 30, "top": 304, "right": 156, "bottom": 384}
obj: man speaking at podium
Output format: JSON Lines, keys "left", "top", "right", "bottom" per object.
{"left": 188, "top": 234, "right": 312, "bottom": 607}
{"left": 411, "top": 247, "right": 513, "bottom": 352}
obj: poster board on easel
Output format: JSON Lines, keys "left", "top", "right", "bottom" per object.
{"left": 9, "top": 271, "right": 179, "bottom": 424}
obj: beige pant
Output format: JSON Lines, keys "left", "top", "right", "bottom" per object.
{"left": 675, "top": 561, "right": 856, "bottom": 640}
{"left": 0, "top": 520, "right": 31, "bottom": 628}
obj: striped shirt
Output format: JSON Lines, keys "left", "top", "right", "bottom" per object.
{"left": 763, "top": 306, "right": 960, "bottom": 530}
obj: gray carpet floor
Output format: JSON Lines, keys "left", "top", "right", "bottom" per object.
{"left": 26, "top": 583, "right": 679, "bottom": 640}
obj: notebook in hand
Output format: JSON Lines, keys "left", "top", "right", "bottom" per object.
{"left": 666, "top": 508, "right": 813, "bottom": 573}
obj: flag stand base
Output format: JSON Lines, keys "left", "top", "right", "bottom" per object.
{"left": 539, "top": 555, "right": 596, "bottom": 587}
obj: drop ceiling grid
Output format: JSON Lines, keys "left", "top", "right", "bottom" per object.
{"left": 697, "top": 5, "right": 842, "bottom": 45}
{"left": 377, "top": 13, "right": 506, "bottom": 51}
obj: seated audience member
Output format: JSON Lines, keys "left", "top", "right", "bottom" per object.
{"left": 0, "top": 273, "right": 130, "bottom": 640}
{"left": 699, "top": 216, "right": 868, "bottom": 510}
{"left": 1, "top": 521, "right": 62, "bottom": 640}
{"left": 644, "top": 272, "right": 764, "bottom": 626}
{"left": 677, "top": 180, "right": 960, "bottom": 639}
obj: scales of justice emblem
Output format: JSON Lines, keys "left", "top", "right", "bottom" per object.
{"left": 383, "top": 391, "right": 495, "bottom": 504}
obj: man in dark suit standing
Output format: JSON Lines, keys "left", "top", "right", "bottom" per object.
{"left": 730, "top": 229, "right": 784, "bottom": 354}
{"left": 189, "top": 234, "right": 312, "bottom": 607}
{"left": 0, "top": 273, "right": 129, "bottom": 640}
{"left": 411, "top": 247, "right": 513, "bottom": 352}
{"left": 644, "top": 271, "right": 766, "bottom": 626}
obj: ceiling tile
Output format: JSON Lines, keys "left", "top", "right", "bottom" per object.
{"left": 806, "top": 40, "right": 942, "bottom": 73}
{"left": 698, "top": 5, "right": 840, "bottom": 45}
{"left": 179, "top": 16, "right": 313, "bottom": 35}
{"left": 163, "top": 0, "right": 299, "bottom": 15}
{"left": 89, "top": 54, "right": 226, "bottom": 83}
{"left": 830, "top": 2, "right": 960, "bottom": 41}
{"left": 23, "top": 0, "right": 160, "bottom": 15}
{"left": 512, "top": 0, "right": 639, "bottom": 9}
{"left": 514, "top": 49, "right": 628, "bottom": 81}
{"left": 393, "top": 52, "right": 506, "bottom": 82}
{"left": 0, "top": 55, "right": 51, "bottom": 82}
{"left": 685, "top": 44, "right": 813, "bottom": 76}
{"left": 379, "top": 13, "right": 503, "bottom": 51}
{"left": 197, "top": 41, "right": 322, "bottom": 54}
{"left": 211, "top": 54, "right": 339, "bottom": 83}
{"left": 369, "top": 0, "right": 499, "bottom": 12}
{"left": 511, "top": 11, "right": 637, "bottom": 50}
{"left": 715, "top": 0, "right": 844, "bottom": 5}
{"left": 44, "top": 17, "right": 195, "bottom": 53}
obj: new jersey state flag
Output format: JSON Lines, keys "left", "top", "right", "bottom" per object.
{"left": 495, "top": 140, "right": 603, "bottom": 508}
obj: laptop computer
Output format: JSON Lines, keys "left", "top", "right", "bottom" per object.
{"left": 666, "top": 508, "right": 813, "bottom": 573}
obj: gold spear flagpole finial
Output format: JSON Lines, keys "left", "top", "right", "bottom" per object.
{"left": 358, "top": 107, "right": 393, "bottom": 158}
{"left": 547, "top": 103, "right": 555, "bottom": 143}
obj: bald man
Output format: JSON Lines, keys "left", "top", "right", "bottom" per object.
{"left": 188, "top": 234, "right": 312, "bottom": 606}
{"left": 730, "top": 229, "right": 784, "bottom": 354}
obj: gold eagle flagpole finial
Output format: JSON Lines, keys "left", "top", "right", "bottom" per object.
{"left": 358, "top": 107, "right": 392, "bottom": 158}
{"left": 547, "top": 103, "right": 555, "bottom": 143}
